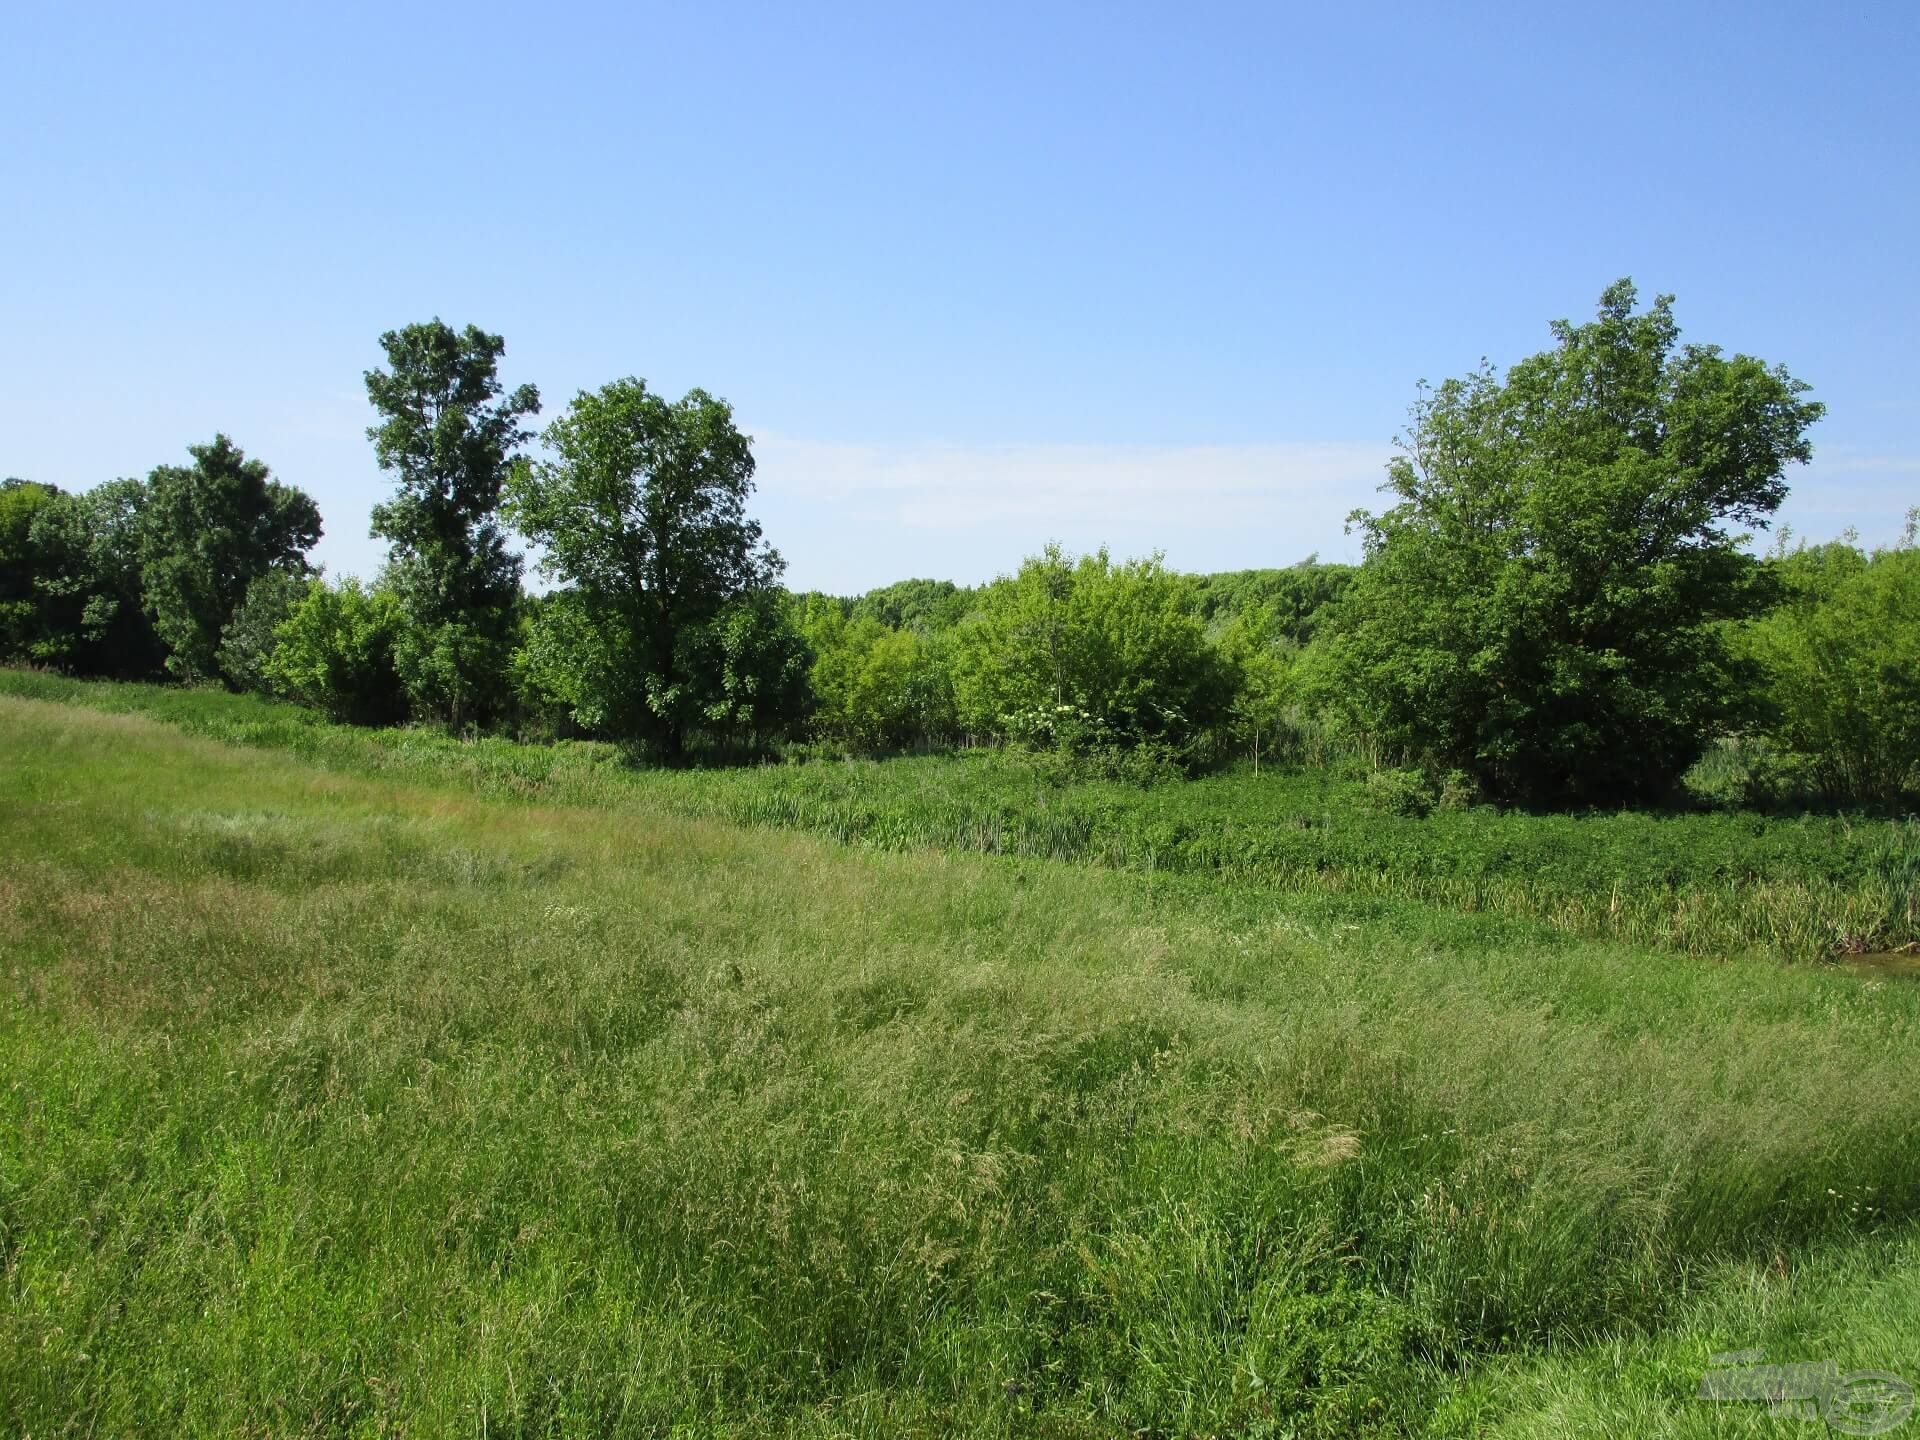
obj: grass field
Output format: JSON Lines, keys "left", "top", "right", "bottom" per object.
{"left": 4, "top": 671, "right": 1917, "bottom": 965}
{"left": 5, "top": 684, "right": 1920, "bottom": 1435}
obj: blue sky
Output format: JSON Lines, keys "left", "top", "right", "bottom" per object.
{"left": 5, "top": 1, "right": 1916, "bottom": 592}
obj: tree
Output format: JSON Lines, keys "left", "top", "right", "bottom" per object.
{"left": 1743, "top": 521, "right": 1920, "bottom": 804}
{"left": 503, "top": 377, "right": 793, "bottom": 757}
{"left": 139, "top": 435, "right": 322, "bottom": 683}
{"left": 674, "top": 589, "right": 814, "bottom": 755}
{"left": 1188, "top": 561, "right": 1355, "bottom": 646}
{"left": 1309, "top": 280, "right": 1824, "bottom": 805}
{"left": 216, "top": 569, "right": 314, "bottom": 695}
{"left": 849, "top": 578, "right": 976, "bottom": 633}
{"left": 0, "top": 479, "right": 62, "bottom": 661}
{"left": 1213, "top": 607, "right": 1297, "bottom": 774}
{"left": 365, "top": 320, "right": 539, "bottom": 727}
{"left": 25, "top": 479, "right": 166, "bottom": 677}
{"left": 948, "top": 544, "right": 1232, "bottom": 758}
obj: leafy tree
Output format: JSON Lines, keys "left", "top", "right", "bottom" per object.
{"left": 675, "top": 589, "right": 814, "bottom": 754}
{"left": 1189, "top": 561, "right": 1355, "bottom": 646}
{"left": 25, "top": 479, "right": 166, "bottom": 677}
{"left": 850, "top": 578, "right": 976, "bottom": 633}
{"left": 216, "top": 569, "right": 315, "bottom": 695}
{"left": 263, "top": 577, "right": 409, "bottom": 725}
{"left": 0, "top": 479, "right": 62, "bottom": 661}
{"left": 948, "top": 544, "right": 1232, "bottom": 758}
{"left": 1310, "top": 280, "right": 1824, "bottom": 805}
{"left": 1743, "top": 520, "right": 1920, "bottom": 804}
{"left": 139, "top": 435, "right": 322, "bottom": 683}
{"left": 504, "top": 377, "right": 792, "bottom": 757}
{"left": 365, "top": 320, "right": 539, "bottom": 727}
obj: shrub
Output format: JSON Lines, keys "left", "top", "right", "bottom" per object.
{"left": 263, "top": 578, "right": 408, "bottom": 726}
{"left": 1364, "top": 766, "right": 1436, "bottom": 818}
{"left": 1744, "top": 529, "right": 1920, "bottom": 806}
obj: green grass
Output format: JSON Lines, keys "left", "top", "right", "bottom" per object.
{"left": 5, "top": 669, "right": 1916, "bottom": 961}
{"left": 4, "top": 688, "right": 1920, "bottom": 1435}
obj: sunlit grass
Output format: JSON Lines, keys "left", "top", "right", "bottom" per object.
{"left": 3, "top": 691, "right": 1919, "bottom": 1435}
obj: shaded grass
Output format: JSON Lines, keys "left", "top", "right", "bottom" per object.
{"left": 5, "top": 669, "right": 1914, "bottom": 962}
{"left": 3, "top": 694, "right": 1920, "bottom": 1435}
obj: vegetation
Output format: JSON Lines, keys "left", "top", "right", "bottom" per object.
{"left": 505, "top": 377, "right": 807, "bottom": 759}
{"left": 7, "top": 671, "right": 1915, "bottom": 966}
{"left": 5, "top": 283, "right": 1916, "bottom": 1428}
{"left": 3, "top": 692, "right": 1917, "bottom": 1436}
{"left": 1311, "top": 281, "right": 1825, "bottom": 806}
{"left": 947, "top": 544, "right": 1234, "bottom": 763}
{"left": 365, "top": 319, "right": 540, "bottom": 728}
{"left": 6, "top": 283, "right": 1913, "bottom": 817}
{"left": 1743, "top": 517, "right": 1920, "bottom": 805}
{"left": 138, "top": 433, "right": 322, "bottom": 683}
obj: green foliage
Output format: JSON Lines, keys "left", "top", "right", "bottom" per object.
{"left": 0, "top": 478, "right": 63, "bottom": 661}
{"left": 20, "top": 478, "right": 166, "bottom": 677}
{"left": 801, "top": 599, "right": 956, "bottom": 751}
{"left": 949, "top": 544, "right": 1233, "bottom": 760}
{"left": 848, "top": 576, "right": 977, "bottom": 632}
{"left": 139, "top": 434, "right": 321, "bottom": 683}
{"left": 1213, "top": 605, "right": 1299, "bottom": 772}
{"left": 261, "top": 577, "right": 408, "bottom": 725}
{"left": 673, "top": 588, "right": 814, "bottom": 755}
{"left": 17, "top": 674, "right": 1915, "bottom": 962}
{"left": 1743, "top": 527, "right": 1920, "bottom": 806}
{"left": 1364, "top": 765, "right": 1437, "bottom": 818}
{"left": 365, "top": 320, "right": 538, "bottom": 726}
{"left": 7, "top": 690, "right": 1920, "bottom": 1437}
{"left": 504, "top": 377, "right": 790, "bottom": 757}
{"left": 214, "top": 568, "right": 312, "bottom": 695}
{"left": 1188, "top": 559, "right": 1355, "bottom": 645}
{"left": 1313, "top": 280, "right": 1825, "bottom": 806}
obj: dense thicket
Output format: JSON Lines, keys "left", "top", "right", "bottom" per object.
{"left": 6, "top": 285, "right": 1913, "bottom": 807}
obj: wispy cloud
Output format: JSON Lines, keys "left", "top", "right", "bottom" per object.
{"left": 752, "top": 435, "right": 1392, "bottom": 589}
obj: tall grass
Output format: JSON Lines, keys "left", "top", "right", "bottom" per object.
{"left": 4, "top": 692, "right": 1920, "bottom": 1435}
{"left": 6, "top": 670, "right": 1915, "bottom": 960}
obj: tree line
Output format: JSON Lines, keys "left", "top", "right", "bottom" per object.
{"left": 4, "top": 284, "right": 1916, "bottom": 807}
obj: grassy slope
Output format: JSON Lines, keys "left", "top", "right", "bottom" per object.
{"left": 4, "top": 670, "right": 1916, "bottom": 962}
{"left": 3, "top": 693, "right": 1919, "bottom": 1436}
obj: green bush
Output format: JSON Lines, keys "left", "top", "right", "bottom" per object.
{"left": 1744, "top": 529, "right": 1920, "bottom": 806}
{"left": 1364, "top": 766, "right": 1436, "bottom": 818}
{"left": 263, "top": 578, "right": 408, "bottom": 726}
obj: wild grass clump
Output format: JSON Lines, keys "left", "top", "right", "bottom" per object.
{"left": 4, "top": 693, "right": 1920, "bottom": 1435}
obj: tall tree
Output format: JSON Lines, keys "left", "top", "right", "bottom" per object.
{"left": 139, "top": 435, "right": 322, "bottom": 683}
{"left": 365, "top": 320, "right": 539, "bottom": 726}
{"left": 504, "top": 377, "right": 797, "bottom": 757}
{"left": 1310, "top": 280, "right": 1824, "bottom": 805}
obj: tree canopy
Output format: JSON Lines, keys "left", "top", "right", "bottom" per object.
{"left": 505, "top": 377, "right": 798, "bottom": 756}
{"left": 139, "top": 434, "right": 321, "bottom": 683}
{"left": 366, "top": 320, "right": 538, "bottom": 726}
{"left": 1311, "top": 280, "right": 1825, "bottom": 805}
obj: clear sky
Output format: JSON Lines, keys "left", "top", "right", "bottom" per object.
{"left": 6, "top": 1, "right": 1916, "bottom": 593}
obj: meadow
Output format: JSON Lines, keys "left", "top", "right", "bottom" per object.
{"left": 4, "top": 681, "right": 1920, "bottom": 1436}
{"left": 5, "top": 670, "right": 1917, "bottom": 963}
